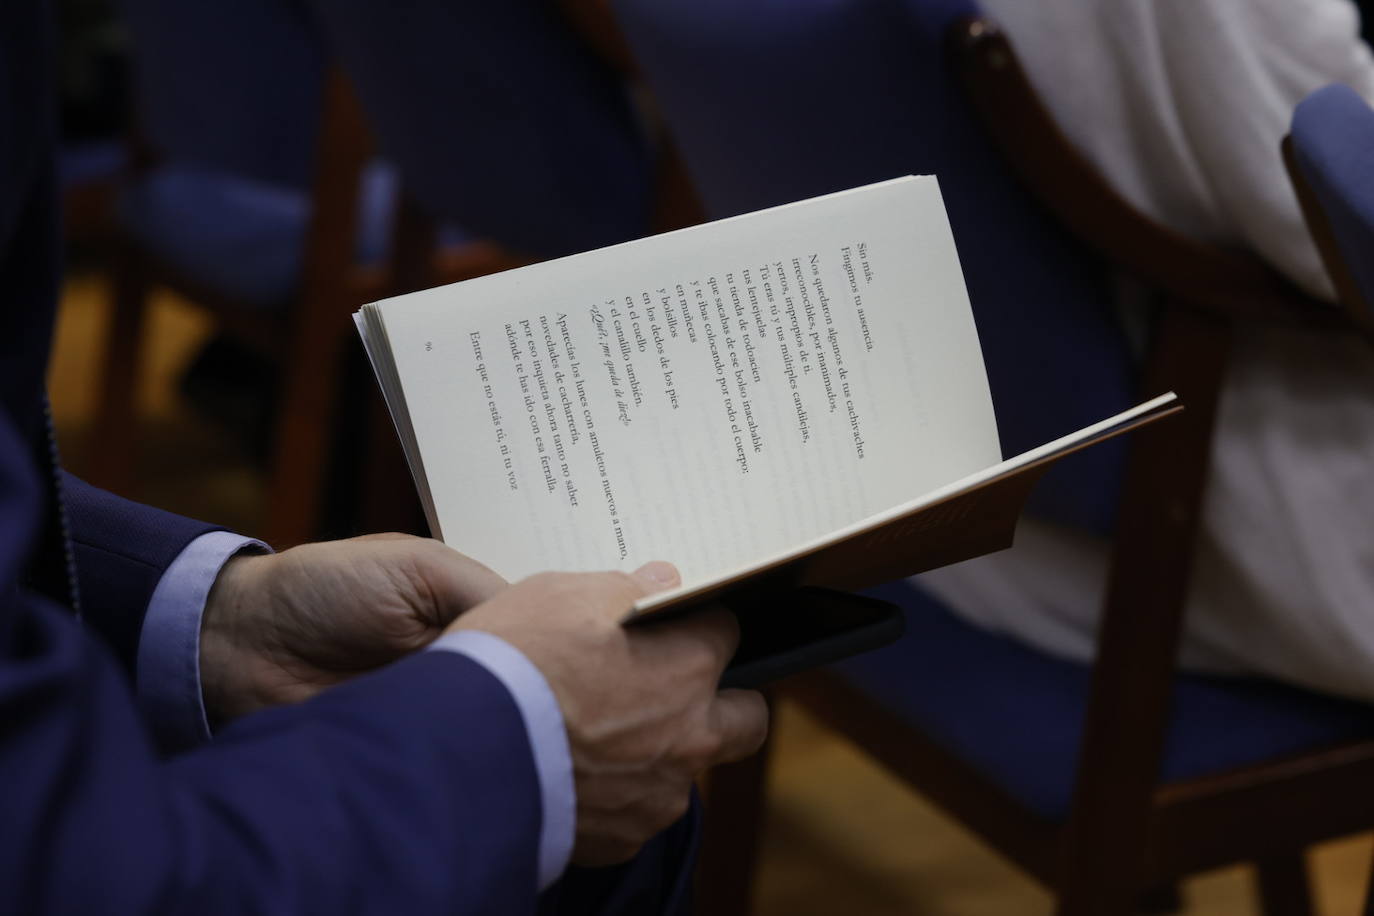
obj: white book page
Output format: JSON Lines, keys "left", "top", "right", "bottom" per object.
{"left": 631, "top": 392, "right": 1179, "bottom": 615}
{"left": 373, "top": 176, "right": 1001, "bottom": 584}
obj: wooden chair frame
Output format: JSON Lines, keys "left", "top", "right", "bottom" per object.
{"left": 90, "top": 68, "right": 528, "bottom": 546}
{"left": 693, "top": 18, "right": 1374, "bottom": 916}
{"left": 91, "top": 69, "right": 378, "bottom": 546}
{"left": 354, "top": 1, "right": 705, "bottom": 539}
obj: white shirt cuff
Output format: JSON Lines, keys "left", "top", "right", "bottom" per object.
{"left": 428, "top": 629, "right": 575, "bottom": 890}
{"left": 135, "top": 531, "right": 270, "bottom": 752}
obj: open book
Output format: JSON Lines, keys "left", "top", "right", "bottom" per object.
{"left": 357, "top": 176, "right": 1177, "bottom": 620}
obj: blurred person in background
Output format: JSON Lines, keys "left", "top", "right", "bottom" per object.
{"left": 1, "top": 4, "right": 767, "bottom": 913}
{"left": 921, "top": 0, "right": 1374, "bottom": 701}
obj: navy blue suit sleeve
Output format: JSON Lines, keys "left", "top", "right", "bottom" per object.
{"left": 61, "top": 472, "right": 222, "bottom": 677}
{"left": 0, "top": 406, "right": 543, "bottom": 913}
{"left": 4, "top": 591, "right": 544, "bottom": 914}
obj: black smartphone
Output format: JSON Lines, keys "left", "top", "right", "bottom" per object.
{"left": 716, "top": 587, "right": 905, "bottom": 690}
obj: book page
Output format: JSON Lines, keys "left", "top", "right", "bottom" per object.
{"left": 371, "top": 177, "right": 1001, "bottom": 584}
{"left": 630, "top": 392, "right": 1179, "bottom": 616}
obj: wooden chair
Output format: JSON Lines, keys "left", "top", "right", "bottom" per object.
{"left": 300, "top": 0, "right": 698, "bottom": 535}
{"left": 92, "top": 70, "right": 523, "bottom": 547}
{"left": 596, "top": 4, "right": 1374, "bottom": 913}
{"left": 91, "top": 0, "right": 536, "bottom": 548}
{"left": 797, "top": 21, "right": 1365, "bottom": 915}
{"left": 554, "top": 0, "right": 706, "bottom": 236}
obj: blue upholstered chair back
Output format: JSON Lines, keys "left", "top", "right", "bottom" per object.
{"left": 612, "top": 0, "right": 1136, "bottom": 533}
{"left": 110, "top": 0, "right": 658, "bottom": 304}
{"left": 1290, "top": 84, "right": 1374, "bottom": 318}
{"left": 114, "top": 0, "right": 326, "bottom": 189}
{"left": 305, "top": 0, "right": 655, "bottom": 258}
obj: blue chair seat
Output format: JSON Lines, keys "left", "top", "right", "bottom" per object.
{"left": 115, "top": 162, "right": 471, "bottom": 309}
{"left": 834, "top": 581, "right": 1374, "bottom": 821}
{"left": 59, "top": 139, "right": 126, "bottom": 191}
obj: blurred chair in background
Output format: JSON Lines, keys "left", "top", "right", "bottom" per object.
{"left": 303, "top": 0, "right": 658, "bottom": 260}
{"left": 56, "top": 0, "right": 129, "bottom": 244}
{"left": 89, "top": 0, "right": 529, "bottom": 546}
{"left": 1285, "top": 83, "right": 1374, "bottom": 337}
{"left": 612, "top": 0, "right": 1139, "bottom": 536}
{"left": 605, "top": 1, "right": 1374, "bottom": 913}
{"left": 299, "top": 0, "right": 694, "bottom": 535}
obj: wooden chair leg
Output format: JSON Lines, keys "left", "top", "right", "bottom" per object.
{"left": 1254, "top": 854, "right": 1313, "bottom": 916}
{"left": 358, "top": 381, "right": 427, "bottom": 537}
{"left": 262, "top": 69, "right": 370, "bottom": 548}
{"left": 89, "top": 244, "right": 150, "bottom": 495}
{"left": 261, "top": 324, "right": 349, "bottom": 548}
{"left": 694, "top": 715, "right": 775, "bottom": 916}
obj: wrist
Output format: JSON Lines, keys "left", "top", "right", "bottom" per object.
{"left": 200, "top": 551, "right": 273, "bottom": 726}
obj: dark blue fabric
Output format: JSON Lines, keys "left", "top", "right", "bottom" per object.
{"left": 115, "top": 0, "right": 654, "bottom": 308}
{"left": 0, "top": 5, "right": 59, "bottom": 457}
{"left": 58, "top": 139, "right": 125, "bottom": 191}
{"left": 114, "top": 0, "right": 326, "bottom": 188}
{"left": 835, "top": 582, "right": 1374, "bottom": 820}
{"left": 113, "top": 162, "right": 457, "bottom": 308}
{"left": 612, "top": 0, "right": 1137, "bottom": 534}
{"left": 111, "top": 0, "right": 400, "bottom": 308}
{"left": 4, "top": 595, "right": 547, "bottom": 913}
{"left": 305, "top": 0, "right": 655, "bottom": 258}
{"left": 1290, "top": 84, "right": 1374, "bottom": 316}
{"left": 539, "top": 794, "right": 700, "bottom": 916}
{"left": 61, "top": 473, "right": 219, "bottom": 677}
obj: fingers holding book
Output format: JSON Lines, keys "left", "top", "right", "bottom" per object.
{"left": 447, "top": 561, "right": 769, "bottom": 866}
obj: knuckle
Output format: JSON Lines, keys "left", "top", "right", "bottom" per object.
{"left": 638, "top": 788, "right": 691, "bottom": 837}
{"left": 696, "top": 605, "right": 740, "bottom": 649}
{"left": 682, "top": 640, "right": 720, "bottom": 683}
{"left": 661, "top": 791, "right": 691, "bottom": 826}
{"left": 680, "top": 726, "right": 724, "bottom": 768}
{"left": 521, "top": 571, "right": 562, "bottom": 593}
{"left": 713, "top": 606, "right": 741, "bottom": 644}
{"left": 527, "top": 572, "right": 590, "bottom": 608}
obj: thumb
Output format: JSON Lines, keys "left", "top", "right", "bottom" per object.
{"left": 707, "top": 688, "right": 770, "bottom": 764}
{"left": 407, "top": 541, "right": 509, "bottom": 626}
{"left": 631, "top": 560, "right": 681, "bottom": 593}
{"left": 575, "top": 561, "right": 682, "bottom": 625}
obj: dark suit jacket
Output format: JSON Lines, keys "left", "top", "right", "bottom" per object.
{"left": 2, "top": 7, "right": 548, "bottom": 913}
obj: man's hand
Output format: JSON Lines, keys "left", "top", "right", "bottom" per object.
{"left": 200, "top": 534, "right": 506, "bottom": 723}
{"left": 448, "top": 562, "right": 769, "bottom": 867}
